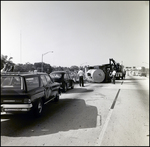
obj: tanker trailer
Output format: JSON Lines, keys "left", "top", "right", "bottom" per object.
{"left": 86, "top": 69, "right": 105, "bottom": 83}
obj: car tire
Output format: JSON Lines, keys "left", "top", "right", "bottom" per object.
{"left": 54, "top": 94, "right": 59, "bottom": 102}
{"left": 63, "top": 84, "right": 67, "bottom": 92}
{"left": 71, "top": 81, "right": 74, "bottom": 89}
{"left": 34, "top": 99, "right": 43, "bottom": 117}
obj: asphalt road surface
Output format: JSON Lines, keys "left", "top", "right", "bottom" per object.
{"left": 1, "top": 75, "right": 149, "bottom": 146}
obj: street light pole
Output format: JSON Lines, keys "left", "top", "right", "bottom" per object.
{"left": 80, "top": 62, "right": 88, "bottom": 73}
{"left": 80, "top": 62, "right": 87, "bottom": 66}
{"left": 142, "top": 62, "right": 149, "bottom": 65}
{"left": 41, "top": 51, "right": 53, "bottom": 72}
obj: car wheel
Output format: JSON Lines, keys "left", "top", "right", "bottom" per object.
{"left": 71, "top": 81, "right": 74, "bottom": 89}
{"left": 34, "top": 99, "right": 43, "bottom": 117}
{"left": 54, "top": 94, "right": 59, "bottom": 102}
{"left": 63, "top": 84, "right": 67, "bottom": 92}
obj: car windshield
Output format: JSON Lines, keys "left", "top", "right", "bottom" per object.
{"left": 1, "top": 76, "right": 24, "bottom": 89}
{"left": 50, "top": 73, "right": 62, "bottom": 79}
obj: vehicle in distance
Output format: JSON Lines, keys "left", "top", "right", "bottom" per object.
{"left": 1, "top": 72, "right": 61, "bottom": 117}
{"left": 139, "top": 72, "right": 147, "bottom": 77}
{"left": 50, "top": 71, "right": 74, "bottom": 92}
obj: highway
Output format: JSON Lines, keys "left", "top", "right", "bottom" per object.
{"left": 1, "top": 75, "right": 149, "bottom": 146}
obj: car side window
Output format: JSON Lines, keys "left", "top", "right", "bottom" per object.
{"left": 45, "top": 75, "right": 53, "bottom": 84}
{"left": 40, "top": 75, "right": 47, "bottom": 86}
{"left": 68, "top": 73, "right": 71, "bottom": 79}
{"left": 50, "top": 76, "right": 54, "bottom": 83}
{"left": 64, "top": 73, "right": 68, "bottom": 80}
{"left": 25, "top": 76, "right": 39, "bottom": 91}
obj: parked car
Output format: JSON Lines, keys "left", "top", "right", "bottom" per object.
{"left": 139, "top": 72, "right": 147, "bottom": 77}
{"left": 50, "top": 71, "right": 74, "bottom": 92}
{"left": 1, "top": 72, "right": 61, "bottom": 117}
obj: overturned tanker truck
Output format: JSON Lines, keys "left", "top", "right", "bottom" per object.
{"left": 85, "top": 58, "right": 126, "bottom": 83}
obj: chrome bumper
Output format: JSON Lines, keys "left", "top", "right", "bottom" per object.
{"left": 1, "top": 104, "right": 33, "bottom": 112}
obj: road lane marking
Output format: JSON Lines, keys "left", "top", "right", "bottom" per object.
{"left": 95, "top": 81, "right": 124, "bottom": 146}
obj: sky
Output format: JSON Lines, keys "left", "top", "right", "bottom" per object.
{"left": 1, "top": 1, "right": 149, "bottom": 68}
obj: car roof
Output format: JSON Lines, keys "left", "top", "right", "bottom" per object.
{"left": 1, "top": 72, "right": 48, "bottom": 77}
{"left": 51, "top": 71, "right": 66, "bottom": 74}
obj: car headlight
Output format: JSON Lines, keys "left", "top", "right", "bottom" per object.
{"left": 24, "top": 98, "right": 31, "bottom": 103}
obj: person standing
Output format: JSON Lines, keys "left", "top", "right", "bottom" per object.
{"left": 111, "top": 69, "right": 116, "bottom": 84}
{"left": 77, "top": 68, "right": 85, "bottom": 87}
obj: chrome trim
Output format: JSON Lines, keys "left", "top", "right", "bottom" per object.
{"left": 44, "top": 97, "right": 55, "bottom": 105}
{"left": 1, "top": 104, "right": 33, "bottom": 109}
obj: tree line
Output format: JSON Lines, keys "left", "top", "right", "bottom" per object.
{"left": 1, "top": 54, "right": 81, "bottom": 73}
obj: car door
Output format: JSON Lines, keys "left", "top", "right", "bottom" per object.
{"left": 67, "top": 73, "right": 73, "bottom": 87}
{"left": 40, "top": 75, "right": 52, "bottom": 101}
{"left": 49, "top": 75, "right": 60, "bottom": 96}
{"left": 25, "top": 75, "right": 44, "bottom": 105}
{"left": 45, "top": 74, "right": 56, "bottom": 98}
{"left": 64, "top": 73, "right": 71, "bottom": 88}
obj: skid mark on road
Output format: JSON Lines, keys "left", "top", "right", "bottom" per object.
{"left": 110, "top": 89, "right": 121, "bottom": 109}
{"left": 95, "top": 81, "right": 124, "bottom": 146}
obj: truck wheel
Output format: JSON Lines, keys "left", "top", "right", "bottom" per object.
{"left": 34, "top": 99, "right": 43, "bottom": 117}
{"left": 54, "top": 94, "right": 59, "bottom": 102}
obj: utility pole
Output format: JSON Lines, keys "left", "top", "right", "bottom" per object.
{"left": 41, "top": 51, "right": 53, "bottom": 72}
{"left": 20, "top": 30, "right": 22, "bottom": 63}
